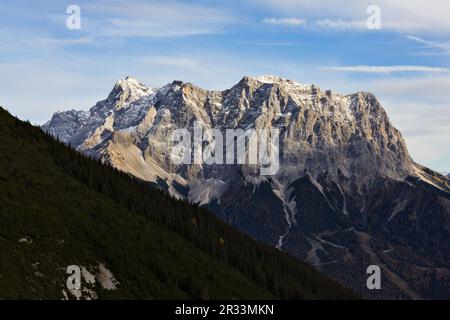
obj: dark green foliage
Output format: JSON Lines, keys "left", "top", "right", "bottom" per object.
{"left": 0, "top": 107, "right": 357, "bottom": 299}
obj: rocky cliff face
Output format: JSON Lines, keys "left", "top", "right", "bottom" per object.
{"left": 43, "top": 75, "right": 450, "bottom": 299}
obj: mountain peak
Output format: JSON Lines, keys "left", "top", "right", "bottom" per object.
{"left": 252, "top": 74, "right": 283, "bottom": 83}
{"left": 250, "top": 74, "right": 306, "bottom": 86}
{"left": 108, "top": 76, "right": 153, "bottom": 106}
{"left": 114, "top": 76, "right": 146, "bottom": 90}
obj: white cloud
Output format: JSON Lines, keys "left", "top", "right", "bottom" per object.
{"left": 316, "top": 19, "right": 365, "bottom": 30}
{"left": 324, "top": 65, "right": 450, "bottom": 74}
{"left": 262, "top": 17, "right": 306, "bottom": 27}
{"left": 406, "top": 35, "right": 450, "bottom": 55}
{"left": 34, "top": 37, "right": 94, "bottom": 45}
{"left": 239, "top": 41, "right": 304, "bottom": 46}
{"left": 252, "top": 0, "right": 450, "bottom": 34}
{"left": 369, "top": 75, "right": 450, "bottom": 100}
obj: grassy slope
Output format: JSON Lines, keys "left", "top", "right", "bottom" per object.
{"left": 0, "top": 107, "right": 357, "bottom": 299}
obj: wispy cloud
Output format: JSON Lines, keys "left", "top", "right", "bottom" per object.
{"left": 82, "top": 0, "right": 236, "bottom": 38}
{"left": 406, "top": 35, "right": 450, "bottom": 55}
{"left": 35, "top": 37, "right": 94, "bottom": 45}
{"left": 316, "top": 19, "right": 366, "bottom": 30}
{"left": 254, "top": 0, "right": 450, "bottom": 34}
{"left": 324, "top": 65, "right": 450, "bottom": 74}
{"left": 239, "top": 41, "right": 304, "bottom": 47}
{"left": 262, "top": 17, "right": 305, "bottom": 27}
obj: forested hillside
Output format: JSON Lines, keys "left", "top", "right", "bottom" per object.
{"left": 0, "top": 107, "right": 357, "bottom": 299}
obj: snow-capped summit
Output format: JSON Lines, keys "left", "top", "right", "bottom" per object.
{"left": 252, "top": 74, "right": 304, "bottom": 86}
{"left": 109, "top": 76, "right": 154, "bottom": 107}
{"left": 114, "top": 76, "right": 148, "bottom": 92}
{"left": 253, "top": 74, "right": 284, "bottom": 83}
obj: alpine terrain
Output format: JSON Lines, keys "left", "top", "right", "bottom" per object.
{"left": 0, "top": 106, "right": 356, "bottom": 299}
{"left": 43, "top": 75, "right": 450, "bottom": 299}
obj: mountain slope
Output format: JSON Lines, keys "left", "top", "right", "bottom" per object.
{"left": 0, "top": 106, "right": 356, "bottom": 299}
{"left": 43, "top": 75, "right": 450, "bottom": 299}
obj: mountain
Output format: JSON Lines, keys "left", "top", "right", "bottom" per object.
{"left": 43, "top": 75, "right": 450, "bottom": 299}
{"left": 0, "top": 106, "right": 356, "bottom": 299}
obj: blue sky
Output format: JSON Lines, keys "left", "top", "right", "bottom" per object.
{"left": 0, "top": 0, "right": 449, "bottom": 171}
